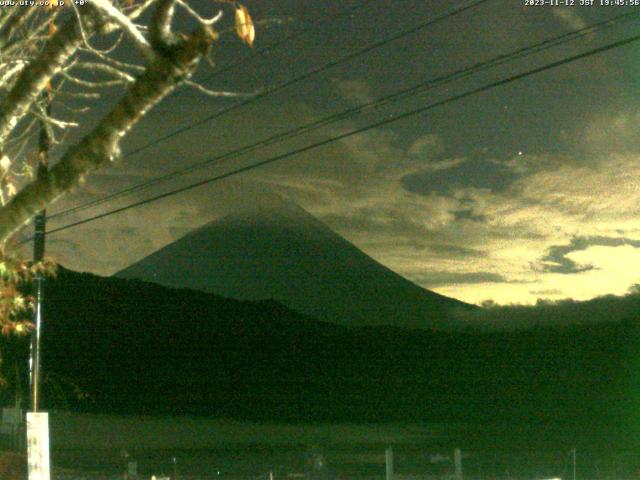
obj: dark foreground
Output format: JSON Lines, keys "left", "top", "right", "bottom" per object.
{"left": 12, "top": 412, "right": 637, "bottom": 479}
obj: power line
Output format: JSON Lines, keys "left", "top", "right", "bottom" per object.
{"left": 49, "top": 0, "right": 493, "bottom": 220}
{"left": 121, "top": 0, "right": 493, "bottom": 160}
{"left": 48, "top": 9, "right": 640, "bottom": 222}
{"left": 42, "top": 31, "right": 640, "bottom": 238}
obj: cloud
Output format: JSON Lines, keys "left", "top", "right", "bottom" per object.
{"left": 539, "top": 236, "right": 640, "bottom": 274}
{"left": 538, "top": 239, "right": 596, "bottom": 274}
{"left": 402, "top": 157, "right": 519, "bottom": 196}
{"left": 529, "top": 288, "right": 563, "bottom": 296}
{"left": 414, "top": 271, "right": 512, "bottom": 288}
{"left": 332, "top": 79, "right": 374, "bottom": 105}
{"left": 452, "top": 209, "right": 487, "bottom": 223}
{"left": 551, "top": 9, "right": 587, "bottom": 33}
{"left": 581, "top": 111, "right": 640, "bottom": 156}
{"left": 406, "top": 134, "right": 444, "bottom": 160}
{"left": 426, "top": 243, "right": 485, "bottom": 258}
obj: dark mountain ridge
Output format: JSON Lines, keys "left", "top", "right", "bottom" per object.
{"left": 5, "top": 266, "right": 636, "bottom": 449}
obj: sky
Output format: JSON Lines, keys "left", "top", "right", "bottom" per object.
{"left": 32, "top": 0, "right": 640, "bottom": 306}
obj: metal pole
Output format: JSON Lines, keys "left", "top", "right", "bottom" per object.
{"left": 29, "top": 94, "right": 50, "bottom": 413}
{"left": 454, "top": 448, "right": 463, "bottom": 480}
{"left": 385, "top": 447, "right": 393, "bottom": 480}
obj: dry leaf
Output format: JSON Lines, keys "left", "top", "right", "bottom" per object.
{"left": 5, "top": 182, "right": 16, "bottom": 198}
{"left": 0, "top": 155, "right": 9, "bottom": 173}
{"left": 1, "top": 323, "right": 14, "bottom": 336}
{"left": 234, "top": 3, "right": 255, "bottom": 48}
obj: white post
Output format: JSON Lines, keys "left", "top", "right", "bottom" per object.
{"left": 27, "top": 412, "right": 50, "bottom": 480}
{"left": 454, "top": 448, "right": 463, "bottom": 480}
{"left": 385, "top": 447, "right": 394, "bottom": 480}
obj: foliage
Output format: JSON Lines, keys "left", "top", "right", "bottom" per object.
{"left": 0, "top": 246, "right": 55, "bottom": 400}
{"left": 0, "top": 247, "right": 56, "bottom": 338}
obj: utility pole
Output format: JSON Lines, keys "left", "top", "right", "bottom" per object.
{"left": 29, "top": 93, "right": 50, "bottom": 413}
{"left": 385, "top": 447, "right": 393, "bottom": 480}
{"left": 453, "top": 448, "right": 463, "bottom": 480}
{"left": 29, "top": 5, "right": 56, "bottom": 415}
{"left": 26, "top": 91, "right": 52, "bottom": 480}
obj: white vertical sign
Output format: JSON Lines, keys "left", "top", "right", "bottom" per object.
{"left": 26, "top": 412, "right": 50, "bottom": 480}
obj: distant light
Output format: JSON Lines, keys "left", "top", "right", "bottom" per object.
{"left": 518, "top": 151, "right": 523, "bottom": 156}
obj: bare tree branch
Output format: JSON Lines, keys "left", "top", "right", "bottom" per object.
{"left": 0, "top": 12, "right": 104, "bottom": 149}
{"left": 82, "top": 35, "right": 146, "bottom": 73}
{"left": 54, "top": 90, "right": 101, "bottom": 100}
{"left": 182, "top": 79, "right": 256, "bottom": 98}
{"left": 91, "top": 0, "right": 156, "bottom": 62}
{"left": 71, "top": 62, "right": 136, "bottom": 83}
{"left": 60, "top": 70, "right": 130, "bottom": 88}
{"left": 0, "top": 7, "right": 37, "bottom": 49}
{"left": 149, "top": 0, "right": 178, "bottom": 49}
{"left": 176, "top": 1, "right": 223, "bottom": 27}
{"left": 0, "top": 26, "right": 218, "bottom": 243}
{"left": 0, "top": 62, "right": 27, "bottom": 90}
{"left": 125, "top": 0, "right": 162, "bottom": 22}
{"left": 31, "top": 111, "right": 79, "bottom": 130}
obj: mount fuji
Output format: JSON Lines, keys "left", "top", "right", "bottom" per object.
{"left": 116, "top": 195, "right": 475, "bottom": 329}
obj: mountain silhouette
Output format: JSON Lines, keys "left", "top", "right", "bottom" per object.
{"left": 117, "top": 194, "right": 474, "bottom": 329}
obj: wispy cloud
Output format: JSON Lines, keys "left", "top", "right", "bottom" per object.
{"left": 413, "top": 271, "right": 513, "bottom": 288}
{"left": 539, "top": 236, "right": 640, "bottom": 274}
{"left": 552, "top": 9, "right": 587, "bottom": 34}
{"left": 332, "top": 79, "right": 375, "bottom": 105}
